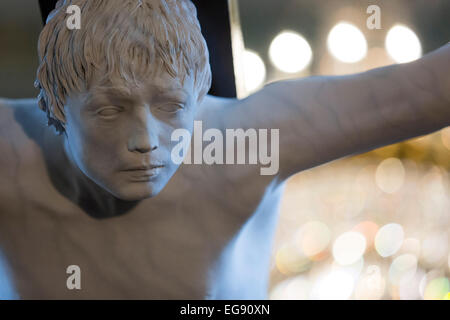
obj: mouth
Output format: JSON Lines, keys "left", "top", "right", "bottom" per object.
{"left": 122, "top": 164, "right": 164, "bottom": 181}
{"left": 123, "top": 164, "right": 164, "bottom": 171}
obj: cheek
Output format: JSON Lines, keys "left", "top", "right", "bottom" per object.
{"left": 66, "top": 121, "right": 122, "bottom": 174}
{"left": 159, "top": 114, "right": 194, "bottom": 154}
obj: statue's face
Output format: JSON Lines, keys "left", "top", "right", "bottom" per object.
{"left": 63, "top": 71, "right": 197, "bottom": 201}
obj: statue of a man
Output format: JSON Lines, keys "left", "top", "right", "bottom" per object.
{"left": 0, "top": 0, "right": 448, "bottom": 299}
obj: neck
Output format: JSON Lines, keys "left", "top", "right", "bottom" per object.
{"left": 43, "top": 130, "right": 139, "bottom": 219}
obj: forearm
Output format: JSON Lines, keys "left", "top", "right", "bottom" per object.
{"left": 233, "top": 44, "right": 449, "bottom": 179}
{"left": 364, "top": 43, "right": 450, "bottom": 139}
{"left": 308, "top": 44, "right": 450, "bottom": 158}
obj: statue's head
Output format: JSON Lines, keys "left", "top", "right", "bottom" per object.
{"left": 35, "top": 0, "right": 211, "bottom": 201}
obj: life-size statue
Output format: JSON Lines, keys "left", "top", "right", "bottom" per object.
{"left": 0, "top": 0, "right": 448, "bottom": 299}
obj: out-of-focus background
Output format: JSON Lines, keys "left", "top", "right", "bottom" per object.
{"left": 0, "top": 1, "right": 42, "bottom": 99}
{"left": 231, "top": 0, "right": 450, "bottom": 300}
{"left": 0, "top": 0, "right": 448, "bottom": 300}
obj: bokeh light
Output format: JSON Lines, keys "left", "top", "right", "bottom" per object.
{"left": 398, "top": 238, "right": 421, "bottom": 257}
{"left": 423, "top": 277, "right": 449, "bottom": 300}
{"left": 355, "top": 265, "right": 386, "bottom": 299}
{"left": 332, "top": 232, "right": 366, "bottom": 266}
{"left": 332, "top": 257, "right": 365, "bottom": 281}
{"left": 269, "top": 31, "right": 313, "bottom": 73}
{"left": 327, "top": 22, "right": 367, "bottom": 63}
{"left": 269, "top": 276, "right": 311, "bottom": 300}
{"left": 375, "top": 158, "right": 405, "bottom": 194}
{"left": 270, "top": 155, "right": 448, "bottom": 300}
{"left": 275, "top": 243, "right": 311, "bottom": 275}
{"left": 375, "top": 223, "right": 404, "bottom": 257}
{"left": 385, "top": 25, "right": 422, "bottom": 63}
{"left": 398, "top": 268, "right": 425, "bottom": 300}
{"left": 420, "top": 232, "right": 448, "bottom": 267}
{"left": 352, "top": 221, "right": 379, "bottom": 250}
{"left": 311, "top": 270, "right": 355, "bottom": 300}
{"left": 389, "top": 254, "right": 418, "bottom": 286}
{"left": 242, "top": 50, "right": 266, "bottom": 93}
{"left": 233, "top": 0, "right": 450, "bottom": 301}
{"left": 448, "top": 253, "right": 450, "bottom": 273}
{"left": 441, "top": 127, "right": 450, "bottom": 150}
{"left": 295, "top": 221, "right": 331, "bottom": 260}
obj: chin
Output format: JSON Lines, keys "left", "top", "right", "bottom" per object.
{"left": 111, "top": 183, "right": 164, "bottom": 202}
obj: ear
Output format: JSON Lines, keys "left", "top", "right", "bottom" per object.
{"left": 37, "top": 93, "right": 66, "bottom": 135}
{"left": 48, "top": 116, "right": 66, "bottom": 135}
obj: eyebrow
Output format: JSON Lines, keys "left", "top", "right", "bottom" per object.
{"left": 154, "top": 88, "right": 189, "bottom": 100}
{"left": 84, "top": 84, "right": 189, "bottom": 108}
{"left": 92, "top": 86, "right": 133, "bottom": 98}
{"left": 84, "top": 87, "right": 134, "bottom": 108}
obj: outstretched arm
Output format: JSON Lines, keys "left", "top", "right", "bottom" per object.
{"left": 227, "top": 44, "right": 450, "bottom": 180}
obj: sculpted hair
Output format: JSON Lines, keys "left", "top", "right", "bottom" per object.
{"left": 35, "top": 0, "right": 212, "bottom": 134}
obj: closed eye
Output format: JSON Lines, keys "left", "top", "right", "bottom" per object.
{"left": 96, "top": 106, "right": 122, "bottom": 117}
{"left": 157, "top": 103, "right": 185, "bottom": 113}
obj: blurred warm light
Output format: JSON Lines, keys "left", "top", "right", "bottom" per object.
{"left": 327, "top": 22, "right": 367, "bottom": 63}
{"left": 355, "top": 265, "right": 386, "bottom": 300}
{"left": 423, "top": 277, "right": 449, "bottom": 300}
{"left": 269, "top": 31, "right": 313, "bottom": 73}
{"left": 375, "top": 158, "right": 405, "bottom": 194}
{"left": 398, "top": 238, "right": 421, "bottom": 257}
{"left": 242, "top": 50, "right": 266, "bottom": 93}
{"left": 419, "top": 167, "right": 448, "bottom": 221}
{"left": 362, "top": 47, "right": 395, "bottom": 71}
{"left": 375, "top": 223, "right": 404, "bottom": 257}
{"left": 271, "top": 156, "right": 448, "bottom": 299}
{"left": 448, "top": 254, "right": 450, "bottom": 273}
{"left": 275, "top": 243, "right": 311, "bottom": 275}
{"left": 332, "top": 258, "right": 364, "bottom": 281}
{"left": 441, "top": 127, "right": 450, "bottom": 150}
{"left": 332, "top": 232, "right": 366, "bottom": 265}
{"left": 398, "top": 268, "right": 425, "bottom": 300}
{"left": 385, "top": 25, "right": 422, "bottom": 63}
{"left": 269, "top": 276, "right": 311, "bottom": 300}
{"left": 295, "top": 221, "right": 330, "bottom": 260}
{"left": 420, "top": 232, "right": 448, "bottom": 267}
{"left": 269, "top": 97, "right": 448, "bottom": 300}
{"left": 352, "top": 221, "right": 379, "bottom": 250}
{"left": 269, "top": 280, "right": 290, "bottom": 300}
{"left": 389, "top": 254, "right": 418, "bottom": 286}
{"left": 311, "top": 270, "right": 355, "bottom": 299}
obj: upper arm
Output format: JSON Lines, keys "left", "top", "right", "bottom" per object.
{"left": 228, "top": 45, "right": 449, "bottom": 181}
{"left": 0, "top": 99, "right": 19, "bottom": 178}
{"left": 0, "top": 98, "right": 46, "bottom": 164}
{"left": 0, "top": 99, "right": 17, "bottom": 137}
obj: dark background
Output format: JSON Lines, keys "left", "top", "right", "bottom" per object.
{"left": 0, "top": 0, "right": 237, "bottom": 98}
{"left": 0, "top": 0, "right": 448, "bottom": 99}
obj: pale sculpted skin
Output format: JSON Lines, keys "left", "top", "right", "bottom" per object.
{"left": 0, "top": 34, "right": 449, "bottom": 298}
{"left": 64, "top": 71, "right": 198, "bottom": 202}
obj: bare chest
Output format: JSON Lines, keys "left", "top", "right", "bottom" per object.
{"left": 0, "top": 163, "right": 283, "bottom": 299}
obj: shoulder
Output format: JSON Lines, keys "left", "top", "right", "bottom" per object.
{"left": 0, "top": 98, "right": 48, "bottom": 138}
{"left": 193, "top": 94, "right": 281, "bottom": 186}
{"left": 196, "top": 85, "right": 287, "bottom": 131}
{"left": 196, "top": 94, "right": 240, "bottom": 130}
{"left": 0, "top": 98, "right": 49, "bottom": 168}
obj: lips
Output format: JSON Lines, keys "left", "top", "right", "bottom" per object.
{"left": 123, "top": 164, "right": 164, "bottom": 171}
{"left": 122, "top": 164, "right": 164, "bottom": 181}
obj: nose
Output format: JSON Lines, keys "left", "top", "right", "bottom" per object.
{"left": 127, "top": 106, "right": 159, "bottom": 154}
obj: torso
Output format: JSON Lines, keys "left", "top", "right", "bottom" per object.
{"left": 0, "top": 98, "right": 284, "bottom": 299}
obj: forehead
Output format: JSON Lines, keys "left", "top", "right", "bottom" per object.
{"left": 97, "top": 69, "right": 189, "bottom": 90}
{"left": 86, "top": 70, "right": 194, "bottom": 101}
